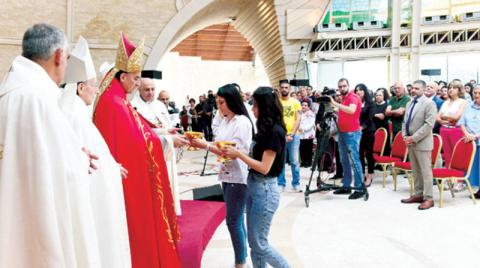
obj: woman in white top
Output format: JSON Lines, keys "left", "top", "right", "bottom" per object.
{"left": 298, "top": 100, "right": 316, "bottom": 167}
{"left": 436, "top": 80, "right": 468, "bottom": 173}
{"left": 190, "top": 84, "right": 254, "bottom": 268}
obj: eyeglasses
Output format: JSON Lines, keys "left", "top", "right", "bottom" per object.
{"left": 159, "top": 98, "right": 170, "bottom": 101}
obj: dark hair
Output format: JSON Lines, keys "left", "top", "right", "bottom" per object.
{"left": 189, "top": 98, "right": 196, "bottom": 104}
{"left": 465, "top": 82, "right": 474, "bottom": 99}
{"left": 252, "top": 87, "right": 286, "bottom": 140}
{"left": 413, "top": 79, "right": 427, "bottom": 90}
{"left": 354, "top": 83, "right": 373, "bottom": 106}
{"left": 279, "top": 79, "right": 289, "bottom": 86}
{"left": 114, "top": 70, "right": 126, "bottom": 81}
{"left": 376, "top": 87, "right": 390, "bottom": 101}
{"left": 217, "top": 84, "right": 254, "bottom": 138}
{"left": 338, "top": 78, "right": 349, "bottom": 85}
{"left": 231, "top": 83, "right": 241, "bottom": 91}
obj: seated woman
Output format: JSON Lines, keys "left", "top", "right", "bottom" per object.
{"left": 458, "top": 84, "right": 480, "bottom": 198}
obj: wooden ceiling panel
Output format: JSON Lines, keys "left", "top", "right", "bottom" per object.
{"left": 171, "top": 23, "right": 254, "bottom": 62}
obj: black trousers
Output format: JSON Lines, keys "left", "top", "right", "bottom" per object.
{"left": 300, "top": 139, "right": 313, "bottom": 167}
{"left": 360, "top": 130, "right": 375, "bottom": 174}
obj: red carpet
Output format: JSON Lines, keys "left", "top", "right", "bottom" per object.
{"left": 177, "top": 200, "right": 226, "bottom": 268}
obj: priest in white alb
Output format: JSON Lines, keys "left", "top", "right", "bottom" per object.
{"left": 130, "top": 80, "right": 187, "bottom": 215}
{"left": 58, "top": 36, "right": 131, "bottom": 268}
{"left": 0, "top": 24, "right": 100, "bottom": 267}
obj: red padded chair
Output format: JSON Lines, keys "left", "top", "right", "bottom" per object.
{"left": 373, "top": 132, "right": 408, "bottom": 188}
{"left": 392, "top": 134, "right": 442, "bottom": 194}
{"left": 373, "top": 127, "right": 388, "bottom": 158}
{"left": 432, "top": 138, "right": 477, "bottom": 207}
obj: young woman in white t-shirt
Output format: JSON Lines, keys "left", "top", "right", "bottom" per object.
{"left": 190, "top": 84, "right": 254, "bottom": 268}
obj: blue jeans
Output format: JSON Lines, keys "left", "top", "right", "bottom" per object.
{"left": 222, "top": 182, "right": 248, "bottom": 264}
{"left": 247, "top": 173, "right": 290, "bottom": 268}
{"left": 278, "top": 134, "right": 300, "bottom": 187}
{"left": 338, "top": 131, "right": 364, "bottom": 188}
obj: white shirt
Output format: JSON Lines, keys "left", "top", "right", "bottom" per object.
{"left": 215, "top": 115, "right": 253, "bottom": 184}
{"left": 130, "top": 93, "right": 172, "bottom": 130}
{"left": 298, "top": 109, "right": 316, "bottom": 139}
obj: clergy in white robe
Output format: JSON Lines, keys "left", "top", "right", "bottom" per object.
{"left": 59, "top": 36, "right": 131, "bottom": 268}
{"left": 130, "top": 81, "right": 184, "bottom": 215}
{"left": 0, "top": 23, "right": 100, "bottom": 268}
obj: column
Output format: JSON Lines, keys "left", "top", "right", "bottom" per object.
{"left": 410, "top": 0, "right": 421, "bottom": 82}
{"left": 389, "top": 0, "right": 401, "bottom": 85}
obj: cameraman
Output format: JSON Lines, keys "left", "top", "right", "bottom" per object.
{"left": 327, "top": 78, "right": 365, "bottom": 199}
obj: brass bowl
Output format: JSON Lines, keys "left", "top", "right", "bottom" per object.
{"left": 215, "top": 141, "right": 237, "bottom": 149}
{"left": 185, "top": 131, "right": 204, "bottom": 139}
{"left": 215, "top": 141, "right": 237, "bottom": 163}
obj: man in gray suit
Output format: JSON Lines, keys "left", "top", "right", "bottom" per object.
{"left": 400, "top": 80, "right": 438, "bottom": 210}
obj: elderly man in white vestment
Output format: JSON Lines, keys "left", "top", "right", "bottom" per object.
{"left": 0, "top": 24, "right": 101, "bottom": 267}
{"left": 130, "top": 79, "right": 187, "bottom": 215}
{"left": 58, "top": 36, "right": 131, "bottom": 267}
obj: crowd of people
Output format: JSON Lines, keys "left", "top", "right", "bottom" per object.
{"left": 0, "top": 23, "right": 290, "bottom": 268}
{"left": 2, "top": 22, "right": 480, "bottom": 268}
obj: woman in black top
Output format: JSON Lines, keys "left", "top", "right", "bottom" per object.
{"left": 355, "top": 84, "right": 375, "bottom": 187}
{"left": 373, "top": 88, "right": 390, "bottom": 156}
{"left": 224, "top": 87, "right": 290, "bottom": 268}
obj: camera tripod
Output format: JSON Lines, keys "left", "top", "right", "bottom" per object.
{"left": 304, "top": 111, "right": 369, "bottom": 207}
{"left": 200, "top": 150, "right": 218, "bottom": 176}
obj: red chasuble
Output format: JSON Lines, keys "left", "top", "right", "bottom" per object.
{"left": 94, "top": 76, "right": 181, "bottom": 268}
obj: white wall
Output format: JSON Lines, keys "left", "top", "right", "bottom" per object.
{"left": 312, "top": 58, "right": 388, "bottom": 91}
{"left": 420, "top": 52, "right": 480, "bottom": 83}
{"left": 155, "top": 52, "right": 270, "bottom": 107}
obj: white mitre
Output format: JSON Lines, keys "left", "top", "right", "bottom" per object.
{"left": 60, "top": 36, "right": 96, "bottom": 112}
{"left": 64, "top": 36, "right": 96, "bottom": 84}
{"left": 99, "top": 61, "right": 114, "bottom": 81}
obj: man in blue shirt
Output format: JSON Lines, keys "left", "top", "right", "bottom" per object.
{"left": 458, "top": 85, "right": 480, "bottom": 198}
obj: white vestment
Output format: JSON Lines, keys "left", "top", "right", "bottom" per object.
{"left": 59, "top": 84, "right": 131, "bottom": 268}
{"left": 130, "top": 93, "right": 181, "bottom": 215}
{"left": 0, "top": 56, "right": 100, "bottom": 267}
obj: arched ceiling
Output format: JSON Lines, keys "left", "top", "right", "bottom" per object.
{"left": 145, "top": 0, "right": 286, "bottom": 85}
{"left": 171, "top": 23, "right": 254, "bottom": 62}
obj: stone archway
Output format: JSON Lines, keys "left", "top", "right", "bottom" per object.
{"left": 145, "top": 0, "right": 286, "bottom": 85}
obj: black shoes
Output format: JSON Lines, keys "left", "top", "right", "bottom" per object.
{"left": 348, "top": 191, "right": 365, "bottom": 200}
{"left": 333, "top": 188, "right": 351, "bottom": 195}
{"left": 331, "top": 174, "right": 343, "bottom": 180}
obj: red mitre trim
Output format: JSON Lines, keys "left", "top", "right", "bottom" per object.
{"left": 121, "top": 32, "right": 136, "bottom": 57}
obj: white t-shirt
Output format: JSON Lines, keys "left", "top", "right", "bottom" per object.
{"left": 215, "top": 114, "right": 253, "bottom": 184}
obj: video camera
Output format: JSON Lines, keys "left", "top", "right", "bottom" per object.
{"left": 317, "top": 88, "right": 336, "bottom": 103}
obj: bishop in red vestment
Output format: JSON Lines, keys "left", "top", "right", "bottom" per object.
{"left": 93, "top": 33, "right": 181, "bottom": 268}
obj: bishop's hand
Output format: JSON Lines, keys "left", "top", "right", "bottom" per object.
{"left": 82, "top": 147, "right": 99, "bottom": 174}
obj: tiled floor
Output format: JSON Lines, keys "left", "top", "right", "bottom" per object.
{"left": 177, "top": 150, "right": 480, "bottom": 268}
